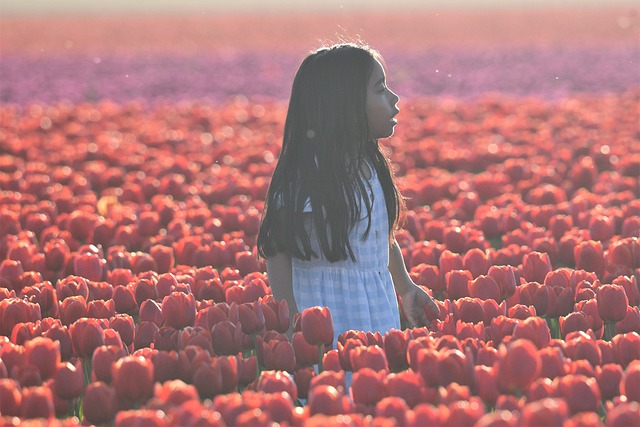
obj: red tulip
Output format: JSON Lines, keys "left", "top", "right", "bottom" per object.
{"left": 134, "top": 278, "right": 159, "bottom": 307}
{"left": 310, "top": 370, "right": 347, "bottom": 393}
{"left": 73, "top": 252, "right": 105, "bottom": 282}
{"left": 238, "top": 355, "right": 258, "bottom": 387}
{"left": 549, "top": 214, "right": 573, "bottom": 241}
{"left": 443, "top": 398, "right": 486, "bottom": 427}
{"left": 111, "top": 355, "right": 154, "bottom": 404}
{"left": 496, "top": 339, "right": 541, "bottom": 393}
{"left": 469, "top": 275, "right": 501, "bottom": 301}
{"left": 87, "top": 298, "right": 116, "bottom": 320}
{"left": 261, "top": 392, "right": 295, "bottom": 425}
{"left": 0, "top": 297, "right": 41, "bottom": 336}
{"left": 616, "top": 306, "right": 640, "bottom": 335}
{"left": 554, "top": 374, "right": 601, "bottom": 415}
{"left": 25, "top": 337, "right": 60, "bottom": 381}
{"left": 410, "top": 263, "right": 443, "bottom": 293}
{"left": 301, "top": 306, "right": 334, "bottom": 346}
{"left": 160, "top": 290, "right": 196, "bottom": 331}
{"left": 559, "top": 311, "right": 590, "bottom": 338}
{"left": 235, "top": 250, "right": 261, "bottom": 276}
{"left": 522, "top": 251, "right": 552, "bottom": 283}
{"left": 607, "top": 237, "right": 637, "bottom": 269}
{"left": 453, "top": 297, "right": 485, "bottom": 324}
{"left": 258, "top": 336, "right": 296, "bottom": 372}
{"left": 350, "top": 345, "right": 389, "bottom": 373}
{"left": 508, "top": 304, "right": 536, "bottom": 319}
{"left": 487, "top": 265, "right": 517, "bottom": 300}
{"left": 69, "top": 317, "right": 105, "bottom": 358}
{"left": 474, "top": 410, "right": 519, "bottom": 427}
{"left": 446, "top": 269, "right": 472, "bottom": 299}
{"left": 350, "top": 367, "right": 387, "bottom": 406}
{"left": 292, "top": 331, "right": 319, "bottom": 367}
{"left": 148, "top": 245, "right": 174, "bottom": 276}
{"left": 113, "top": 283, "right": 138, "bottom": 315}
{"left": 622, "top": 360, "right": 640, "bottom": 402}
{"left": 443, "top": 226, "right": 467, "bottom": 254}
{"left": 597, "top": 284, "right": 630, "bottom": 323}
{"left": 512, "top": 316, "right": 551, "bottom": 349}
{"left": 152, "top": 379, "right": 200, "bottom": 408}
{"left": 237, "top": 301, "right": 266, "bottom": 335}
{"left": 375, "top": 396, "right": 409, "bottom": 425}
{"left": 83, "top": 381, "right": 117, "bottom": 425}
{"left": 260, "top": 296, "right": 290, "bottom": 334}
{"left": 596, "top": 363, "right": 623, "bottom": 401}
{"left": 0, "top": 378, "right": 22, "bottom": 416}
{"left": 387, "top": 370, "right": 431, "bottom": 409}
{"left": 43, "top": 238, "right": 70, "bottom": 271}
{"left": 574, "top": 240, "right": 606, "bottom": 279}
{"left": 463, "top": 248, "right": 492, "bottom": 279}
{"left": 293, "top": 367, "right": 315, "bottom": 399}
{"left": 21, "top": 385, "right": 55, "bottom": 419}
{"left": 0, "top": 259, "right": 25, "bottom": 292}
{"left": 59, "top": 294, "right": 87, "bottom": 326}
{"left": 589, "top": 214, "right": 615, "bottom": 242}
{"left": 257, "top": 370, "right": 297, "bottom": 401}
{"left": 322, "top": 349, "right": 342, "bottom": 372}
{"left": 138, "top": 298, "right": 163, "bottom": 327}
{"left": 52, "top": 359, "right": 84, "bottom": 400}
{"left": 612, "top": 275, "right": 639, "bottom": 307}
{"left": 438, "top": 348, "right": 473, "bottom": 387}
{"left": 565, "top": 331, "right": 602, "bottom": 367}
{"left": 383, "top": 329, "right": 411, "bottom": 372}
{"left": 115, "top": 409, "right": 167, "bottom": 426}
{"left": 92, "top": 345, "right": 127, "bottom": 382}
{"left": 605, "top": 401, "right": 640, "bottom": 427}
{"left": 520, "top": 397, "right": 569, "bottom": 427}
{"left": 307, "top": 384, "right": 351, "bottom": 416}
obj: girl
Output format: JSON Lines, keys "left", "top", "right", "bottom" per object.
{"left": 257, "top": 43, "right": 438, "bottom": 343}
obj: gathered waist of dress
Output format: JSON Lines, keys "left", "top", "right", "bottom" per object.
{"left": 292, "top": 258, "right": 388, "bottom": 272}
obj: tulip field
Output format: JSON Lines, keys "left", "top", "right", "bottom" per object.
{"left": 1, "top": 6, "right": 639, "bottom": 426}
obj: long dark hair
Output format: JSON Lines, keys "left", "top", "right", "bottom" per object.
{"left": 257, "top": 43, "right": 405, "bottom": 262}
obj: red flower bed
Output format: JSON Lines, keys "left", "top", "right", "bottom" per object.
{"left": 0, "top": 91, "right": 639, "bottom": 425}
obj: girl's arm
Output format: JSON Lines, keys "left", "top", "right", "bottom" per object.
{"left": 388, "top": 237, "right": 438, "bottom": 327}
{"left": 266, "top": 252, "right": 297, "bottom": 337}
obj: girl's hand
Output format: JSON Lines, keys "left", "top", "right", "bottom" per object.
{"left": 400, "top": 284, "right": 439, "bottom": 328}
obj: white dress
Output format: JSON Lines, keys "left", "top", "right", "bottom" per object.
{"left": 292, "top": 166, "right": 401, "bottom": 346}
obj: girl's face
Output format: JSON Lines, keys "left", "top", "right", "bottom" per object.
{"left": 366, "top": 59, "right": 400, "bottom": 140}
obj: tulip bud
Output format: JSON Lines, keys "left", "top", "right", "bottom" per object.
{"left": 301, "top": 306, "right": 334, "bottom": 347}
{"left": 350, "top": 367, "right": 387, "bottom": 406}
{"left": 520, "top": 398, "right": 569, "bottom": 427}
{"left": 83, "top": 381, "right": 117, "bottom": 425}
{"left": 257, "top": 370, "right": 297, "bottom": 401}
{"left": 597, "top": 284, "right": 629, "bottom": 323}
{"left": 308, "top": 384, "right": 350, "bottom": 416}
{"left": 111, "top": 355, "right": 154, "bottom": 404}
{"left": 161, "top": 291, "right": 197, "bottom": 330}
{"left": 21, "top": 385, "right": 55, "bottom": 419}
{"left": 522, "top": 251, "right": 552, "bottom": 283}
{"left": 496, "top": 339, "right": 541, "bottom": 394}
{"left": 622, "top": 360, "right": 640, "bottom": 402}
{"left": 25, "top": 337, "right": 60, "bottom": 381}
{"left": 53, "top": 360, "right": 84, "bottom": 400}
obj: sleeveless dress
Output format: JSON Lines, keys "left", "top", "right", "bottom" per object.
{"left": 292, "top": 166, "right": 401, "bottom": 346}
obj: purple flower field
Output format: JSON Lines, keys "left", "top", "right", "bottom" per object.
{"left": 1, "top": 45, "right": 637, "bottom": 105}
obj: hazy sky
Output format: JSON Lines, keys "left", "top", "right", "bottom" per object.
{"left": 2, "top": 0, "right": 637, "bottom": 15}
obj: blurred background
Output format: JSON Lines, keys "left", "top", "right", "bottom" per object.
{"left": 1, "top": 0, "right": 638, "bottom": 104}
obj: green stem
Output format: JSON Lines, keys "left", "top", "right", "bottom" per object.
{"left": 544, "top": 316, "right": 559, "bottom": 340}
{"left": 253, "top": 334, "right": 261, "bottom": 378}
{"left": 82, "top": 358, "right": 92, "bottom": 387}
{"left": 317, "top": 344, "right": 324, "bottom": 373}
{"left": 604, "top": 322, "right": 616, "bottom": 342}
